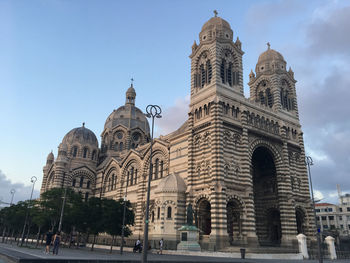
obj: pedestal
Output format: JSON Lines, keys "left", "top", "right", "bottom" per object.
{"left": 177, "top": 225, "right": 201, "bottom": 251}
{"left": 325, "top": 236, "right": 337, "bottom": 260}
{"left": 296, "top": 233, "right": 309, "bottom": 259}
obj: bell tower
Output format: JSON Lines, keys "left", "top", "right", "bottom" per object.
{"left": 189, "top": 11, "right": 244, "bottom": 109}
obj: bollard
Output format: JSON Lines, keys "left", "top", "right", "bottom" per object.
{"left": 240, "top": 248, "right": 246, "bottom": 259}
{"left": 296, "top": 233, "right": 309, "bottom": 259}
{"left": 325, "top": 236, "right": 337, "bottom": 260}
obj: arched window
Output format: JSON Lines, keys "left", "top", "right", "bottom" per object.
{"left": 79, "top": 177, "right": 84, "bottom": 188}
{"left": 157, "top": 207, "right": 160, "bottom": 219}
{"left": 160, "top": 161, "right": 164, "bottom": 178}
{"left": 130, "top": 167, "right": 134, "bottom": 186}
{"left": 72, "top": 179, "right": 76, "bottom": 187}
{"left": 127, "top": 171, "right": 129, "bottom": 187}
{"left": 227, "top": 62, "right": 233, "bottom": 86}
{"left": 134, "top": 169, "right": 138, "bottom": 185}
{"left": 85, "top": 192, "right": 89, "bottom": 202}
{"left": 195, "top": 109, "right": 198, "bottom": 120}
{"left": 91, "top": 150, "right": 96, "bottom": 160}
{"left": 220, "top": 59, "right": 226, "bottom": 83}
{"left": 266, "top": 88, "right": 273, "bottom": 107}
{"left": 200, "top": 64, "right": 205, "bottom": 88}
{"left": 151, "top": 211, "right": 155, "bottom": 223}
{"left": 119, "top": 142, "right": 123, "bottom": 151}
{"left": 167, "top": 206, "right": 172, "bottom": 219}
{"left": 86, "top": 180, "right": 90, "bottom": 189}
{"left": 72, "top": 146, "right": 78, "bottom": 157}
{"left": 115, "top": 142, "right": 119, "bottom": 151}
{"left": 204, "top": 104, "right": 208, "bottom": 115}
{"left": 199, "top": 107, "right": 202, "bottom": 118}
{"left": 154, "top": 159, "right": 159, "bottom": 179}
{"left": 206, "top": 60, "right": 212, "bottom": 84}
{"left": 111, "top": 175, "right": 115, "bottom": 190}
{"left": 83, "top": 148, "right": 88, "bottom": 158}
{"left": 108, "top": 178, "right": 111, "bottom": 191}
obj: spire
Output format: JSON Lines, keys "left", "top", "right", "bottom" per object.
{"left": 125, "top": 79, "right": 136, "bottom": 106}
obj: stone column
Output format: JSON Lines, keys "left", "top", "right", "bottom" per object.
{"left": 296, "top": 233, "right": 309, "bottom": 259}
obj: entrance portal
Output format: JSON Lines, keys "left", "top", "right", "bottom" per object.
{"left": 197, "top": 199, "right": 211, "bottom": 235}
{"left": 226, "top": 200, "right": 242, "bottom": 244}
{"left": 252, "top": 146, "right": 281, "bottom": 245}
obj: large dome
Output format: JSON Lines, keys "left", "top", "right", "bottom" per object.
{"left": 62, "top": 124, "right": 98, "bottom": 148}
{"left": 104, "top": 85, "right": 150, "bottom": 134}
{"left": 201, "top": 16, "right": 231, "bottom": 32}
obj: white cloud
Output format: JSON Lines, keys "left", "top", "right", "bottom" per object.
{"left": 314, "top": 190, "right": 324, "bottom": 201}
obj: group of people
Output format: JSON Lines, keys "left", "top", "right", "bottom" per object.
{"left": 45, "top": 231, "right": 61, "bottom": 255}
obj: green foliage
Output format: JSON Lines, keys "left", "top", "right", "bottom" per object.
{"left": 0, "top": 188, "right": 136, "bottom": 242}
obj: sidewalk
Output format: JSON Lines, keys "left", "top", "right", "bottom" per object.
{"left": 0, "top": 242, "right": 349, "bottom": 263}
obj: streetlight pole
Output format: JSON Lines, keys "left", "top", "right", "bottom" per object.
{"left": 305, "top": 156, "right": 323, "bottom": 263}
{"left": 20, "top": 176, "right": 37, "bottom": 246}
{"left": 10, "top": 189, "right": 15, "bottom": 206}
{"left": 58, "top": 173, "right": 67, "bottom": 233}
{"left": 120, "top": 174, "right": 129, "bottom": 254}
{"left": 142, "top": 104, "right": 161, "bottom": 263}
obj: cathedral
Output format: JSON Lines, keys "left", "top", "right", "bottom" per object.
{"left": 41, "top": 14, "right": 315, "bottom": 250}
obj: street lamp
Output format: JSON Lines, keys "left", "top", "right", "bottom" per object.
{"left": 58, "top": 173, "right": 67, "bottom": 232}
{"left": 10, "top": 189, "right": 15, "bottom": 206}
{"left": 142, "top": 104, "right": 161, "bottom": 263}
{"left": 20, "top": 176, "right": 37, "bottom": 246}
{"left": 120, "top": 173, "right": 129, "bottom": 254}
{"left": 305, "top": 156, "right": 323, "bottom": 263}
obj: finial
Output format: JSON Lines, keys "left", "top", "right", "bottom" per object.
{"left": 213, "top": 10, "right": 218, "bottom": 17}
{"left": 130, "top": 77, "right": 134, "bottom": 87}
{"left": 82, "top": 122, "right": 85, "bottom": 127}
{"left": 267, "top": 42, "right": 271, "bottom": 50}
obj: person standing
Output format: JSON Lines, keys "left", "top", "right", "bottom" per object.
{"left": 52, "top": 231, "right": 61, "bottom": 255}
{"left": 159, "top": 238, "right": 163, "bottom": 255}
{"left": 44, "top": 230, "right": 53, "bottom": 254}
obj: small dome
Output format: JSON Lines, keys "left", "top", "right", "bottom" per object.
{"left": 255, "top": 44, "right": 287, "bottom": 75}
{"left": 62, "top": 124, "right": 98, "bottom": 148}
{"left": 199, "top": 13, "right": 233, "bottom": 43}
{"left": 156, "top": 173, "right": 186, "bottom": 194}
{"left": 47, "top": 151, "right": 54, "bottom": 161}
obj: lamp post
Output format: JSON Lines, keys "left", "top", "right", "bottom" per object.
{"left": 305, "top": 156, "right": 323, "bottom": 263}
{"left": 10, "top": 189, "right": 15, "bottom": 206}
{"left": 58, "top": 173, "right": 67, "bottom": 233}
{"left": 142, "top": 104, "right": 161, "bottom": 263}
{"left": 120, "top": 174, "right": 129, "bottom": 254}
{"left": 20, "top": 176, "right": 37, "bottom": 246}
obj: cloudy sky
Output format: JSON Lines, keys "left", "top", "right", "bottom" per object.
{"left": 0, "top": 0, "right": 349, "bottom": 205}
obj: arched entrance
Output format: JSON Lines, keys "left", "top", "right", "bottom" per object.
{"left": 252, "top": 146, "right": 281, "bottom": 245}
{"left": 226, "top": 200, "right": 242, "bottom": 244}
{"left": 296, "top": 208, "right": 305, "bottom": 234}
{"left": 196, "top": 198, "right": 211, "bottom": 235}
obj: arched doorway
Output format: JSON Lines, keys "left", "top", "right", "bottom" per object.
{"left": 196, "top": 199, "right": 211, "bottom": 235}
{"left": 252, "top": 146, "right": 281, "bottom": 245}
{"left": 296, "top": 208, "right": 305, "bottom": 234}
{"left": 226, "top": 200, "right": 242, "bottom": 244}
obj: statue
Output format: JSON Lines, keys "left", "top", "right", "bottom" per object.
{"left": 186, "top": 204, "right": 194, "bottom": 225}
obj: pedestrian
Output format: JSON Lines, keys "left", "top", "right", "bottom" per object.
{"left": 52, "top": 231, "right": 61, "bottom": 255}
{"left": 44, "top": 230, "right": 53, "bottom": 254}
{"left": 159, "top": 238, "right": 163, "bottom": 255}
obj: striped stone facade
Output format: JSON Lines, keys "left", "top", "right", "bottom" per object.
{"left": 41, "top": 15, "right": 315, "bottom": 250}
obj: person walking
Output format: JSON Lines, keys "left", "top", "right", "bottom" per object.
{"left": 52, "top": 231, "right": 61, "bottom": 255}
{"left": 158, "top": 238, "right": 163, "bottom": 255}
{"left": 44, "top": 230, "right": 53, "bottom": 254}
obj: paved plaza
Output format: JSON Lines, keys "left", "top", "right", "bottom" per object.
{"left": 0, "top": 243, "right": 349, "bottom": 263}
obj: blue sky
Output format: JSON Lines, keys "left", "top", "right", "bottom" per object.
{"left": 1, "top": 0, "right": 350, "bottom": 205}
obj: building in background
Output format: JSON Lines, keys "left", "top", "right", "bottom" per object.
{"left": 316, "top": 194, "right": 350, "bottom": 237}
{"left": 40, "top": 14, "right": 315, "bottom": 250}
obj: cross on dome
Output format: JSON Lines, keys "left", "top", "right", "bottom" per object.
{"left": 213, "top": 10, "right": 218, "bottom": 17}
{"left": 267, "top": 42, "right": 271, "bottom": 50}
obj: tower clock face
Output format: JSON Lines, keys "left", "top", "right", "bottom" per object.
{"left": 132, "top": 132, "right": 140, "bottom": 142}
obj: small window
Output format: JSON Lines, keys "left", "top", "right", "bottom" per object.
{"left": 315, "top": 209, "right": 320, "bottom": 212}
{"left": 91, "top": 150, "right": 96, "bottom": 160}
{"left": 157, "top": 207, "right": 160, "bottom": 219}
{"left": 79, "top": 177, "right": 84, "bottom": 188}
{"left": 72, "top": 179, "right": 76, "bottom": 187}
{"left": 347, "top": 207, "right": 350, "bottom": 212}
{"left": 72, "top": 146, "right": 78, "bottom": 157}
{"left": 321, "top": 216, "right": 327, "bottom": 220}
{"left": 83, "top": 148, "right": 88, "bottom": 158}
{"left": 328, "top": 208, "right": 333, "bottom": 212}
{"left": 86, "top": 180, "right": 90, "bottom": 189}
{"left": 151, "top": 211, "right": 155, "bottom": 223}
{"left": 329, "top": 216, "right": 334, "bottom": 220}
{"left": 167, "top": 206, "right": 172, "bottom": 219}
{"left": 339, "top": 216, "right": 343, "bottom": 221}
{"left": 339, "top": 208, "right": 343, "bottom": 212}
{"left": 85, "top": 192, "right": 89, "bottom": 202}
{"left": 119, "top": 142, "right": 123, "bottom": 151}
{"left": 316, "top": 216, "right": 320, "bottom": 220}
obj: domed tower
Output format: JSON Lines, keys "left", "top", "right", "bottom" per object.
{"left": 101, "top": 84, "right": 150, "bottom": 158}
{"left": 248, "top": 43, "right": 298, "bottom": 117}
{"left": 190, "top": 11, "right": 244, "bottom": 107}
{"left": 41, "top": 123, "right": 99, "bottom": 193}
